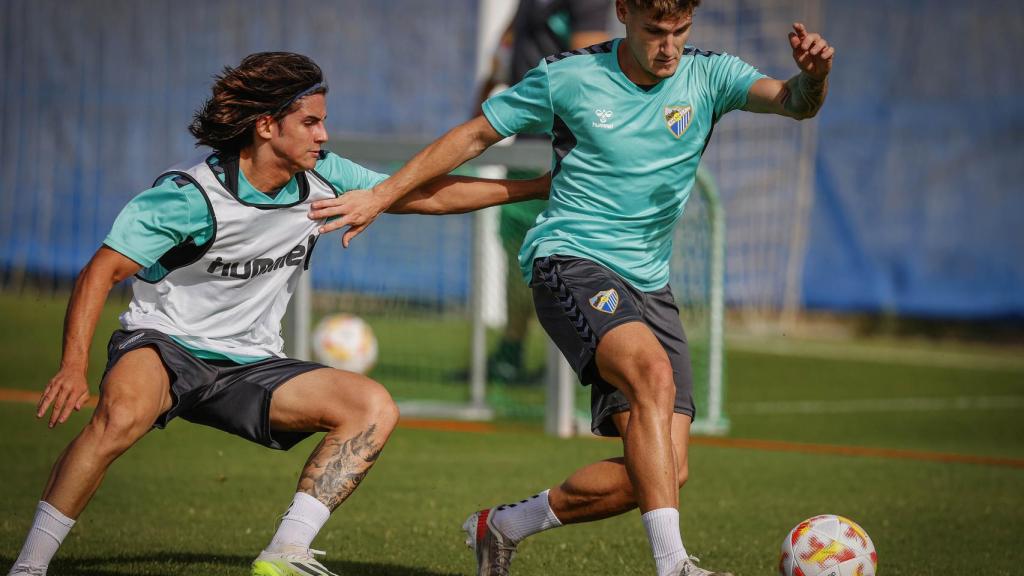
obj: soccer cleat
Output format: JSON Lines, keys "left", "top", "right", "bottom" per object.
{"left": 463, "top": 508, "right": 517, "bottom": 576}
{"left": 7, "top": 565, "right": 47, "bottom": 576}
{"left": 675, "top": 556, "right": 734, "bottom": 576}
{"left": 251, "top": 546, "right": 340, "bottom": 576}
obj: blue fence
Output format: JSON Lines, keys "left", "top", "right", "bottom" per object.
{"left": 0, "top": 0, "right": 480, "bottom": 302}
{"left": 803, "top": 0, "right": 1024, "bottom": 317}
{"left": 1, "top": 0, "right": 1021, "bottom": 317}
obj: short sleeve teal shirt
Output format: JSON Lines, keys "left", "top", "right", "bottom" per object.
{"left": 103, "top": 152, "right": 387, "bottom": 363}
{"left": 483, "top": 40, "right": 765, "bottom": 291}
{"left": 104, "top": 152, "right": 387, "bottom": 269}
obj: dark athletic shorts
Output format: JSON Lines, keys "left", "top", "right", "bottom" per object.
{"left": 103, "top": 329, "right": 326, "bottom": 450}
{"left": 530, "top": 255, "right": 695, "bottom": 437}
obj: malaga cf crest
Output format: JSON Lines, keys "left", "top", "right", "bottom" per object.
{"left": 589, "top": 288, "right": 620, "bottom": 314}
{"left": 664, "top": 105, "right": 693, "bottom": 139}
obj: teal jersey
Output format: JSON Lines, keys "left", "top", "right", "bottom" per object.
{"left": 103, "top": 151, "right": 387, "bottom": 363}
{"left": 483, "top": 39, "right": 765, "bottom": 291}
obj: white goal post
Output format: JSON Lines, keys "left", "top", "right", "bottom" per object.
{"left": 286, "top": 134, "right": 728, "bottom": 437}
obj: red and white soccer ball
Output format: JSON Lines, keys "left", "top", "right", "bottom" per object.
{"left": 779, "top": 514, "right": 877, "bottom": 576}
{"left": 312, "top": 314, "right": 378, "bottom": 374}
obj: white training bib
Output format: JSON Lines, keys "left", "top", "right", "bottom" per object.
{"left": 120, "top": 154, "right": 337, "bottom": 358}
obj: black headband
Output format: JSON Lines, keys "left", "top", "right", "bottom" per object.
{"left": 272, "top": 81, "right": 325, "bottom": 117}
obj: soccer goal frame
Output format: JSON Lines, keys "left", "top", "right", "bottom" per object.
{"left": 543, "top": 167, "right": 728, "bottom": 438}
{"left": 286, "top": 135, "right": 728, "bottom": 436}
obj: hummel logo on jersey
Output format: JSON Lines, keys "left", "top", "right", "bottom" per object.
{"left": 593, "top": 108, "right": 615, "bottom": 129}
{"left": 589, "top": 288, "right": 620, "bottom": 314}
{"left": 206, "top": 234, "right": 318, "bottom": 279}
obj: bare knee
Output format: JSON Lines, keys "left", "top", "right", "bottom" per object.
{"left": 364, "top": 381, "right": 400, "bottom": 432}
{"left": 627, "top": 358, "right": 675, "bottom": 414}
{"left": 85, "top": 401, "right": 152, "bottom": 458}
{"left": 322, "top": 377, "right": 399, "bottom": 434}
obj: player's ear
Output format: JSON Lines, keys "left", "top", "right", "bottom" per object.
{"left": 615, "top": 0, "right": 629, "bottom": 25}
{"left": 254, "top": 114, "right": 275, "bottom": 141}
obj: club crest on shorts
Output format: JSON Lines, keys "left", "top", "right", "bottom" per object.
{"left": 664, "top": 105, "right": 693, "bottom": 139}
{"left": 589, "top": 288, "right": 620, "bottom": 314}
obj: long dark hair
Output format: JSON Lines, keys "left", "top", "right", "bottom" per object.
{"left": 189, "top": 52, "right": 328, "bottom": 156}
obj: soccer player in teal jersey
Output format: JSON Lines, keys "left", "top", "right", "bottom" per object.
{"left": 312, "top": 1, "right": 834, "bottom": 574}
{"left": 7, "top": 52, "right": 549, "bottom": 576}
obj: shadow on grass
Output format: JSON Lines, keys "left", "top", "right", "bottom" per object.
{"left": 1, "top": 552, "right": 463, "bottom": 576}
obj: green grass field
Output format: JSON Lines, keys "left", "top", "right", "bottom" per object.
{"left": 2, "top": 292, "right": 1023, "bottom": 575}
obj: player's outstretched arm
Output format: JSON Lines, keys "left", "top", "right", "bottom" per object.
{"left": 743, "top": 22, "right": 834, "bottom": 120}
{"left": 312, "top": 115, "right": 505, "bottom": 247}
{"left": 386, "top": 172, "right": 551, "bottom": 215}
{"left": 37, "top": 247, "right": 141, "bottom": 428}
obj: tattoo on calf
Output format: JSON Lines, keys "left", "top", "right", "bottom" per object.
{"left": 298, "top": 424, "right": 383, "bottom": 510}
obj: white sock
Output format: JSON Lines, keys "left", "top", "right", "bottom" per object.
{"left": 265, "top": 493, "right": 331, "bottom": 553}
{"left": 642, "top": 508, "right": 687, "bottom": 576}
{"left": 10, "top": 501, "right": 75, "bottom": 572}
{"left": 490, "top": 489, "right": 562, "bottom": 544}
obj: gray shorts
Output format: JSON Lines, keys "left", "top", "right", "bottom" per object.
{"left": 530, "top": 255, "right": 695, "bottom": 437}
{"left": 103, "top": 329, "right": 325, "bottom": 450}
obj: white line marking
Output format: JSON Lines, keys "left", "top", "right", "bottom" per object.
{"left": 731, "top": 395, "right": 1024, "bottom": 415}
{"left": 726, "top": 336, "right": 1024, "bottom": 372}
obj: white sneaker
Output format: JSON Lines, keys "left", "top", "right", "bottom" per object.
{"left": 675, "top": 555, "right": 733, "bottom": 576}
{"left": 251, "top": 545, "right": 340, "bottom": 576}
{"left": 463, "top": 507, "right": 517, "bottom": 576}
{"left": 7, "top": 564, "right": 47, "bottom": 576}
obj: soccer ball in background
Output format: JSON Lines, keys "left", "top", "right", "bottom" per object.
{"left": 779, "top": 514, "right": 877, "bottom": 576}
{"left": 312, "top": 314, "right": 378, "bottom": 374}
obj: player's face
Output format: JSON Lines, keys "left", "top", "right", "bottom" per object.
{"left": 618, "top": 2, "right": 693, "bottom": 83}
{"left": 270, "top": 93, "right": 329, "bottom": 171}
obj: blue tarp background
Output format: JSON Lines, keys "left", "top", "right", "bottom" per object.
{"left": 804, "top": 0, "right": 1024, "bottom": 316}
{"left": 1, "top": 0, "right": 1021, "bottom": 316}
{"left": 0, "top": 0, "right": 479, "bottom": 303}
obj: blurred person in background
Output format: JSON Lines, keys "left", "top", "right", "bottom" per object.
{"left": 311, "top": 0, "right": 834, "bottom": 573}
{"left": 7, "top": 52, "right": 549, "bottom": 576}
{"left": 479, "top": 0, "right": 611, "bottom": 385}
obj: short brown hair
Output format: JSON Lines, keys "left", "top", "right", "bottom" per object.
{"left": 189, "top": 52, "right": 328, "bottom": 156}
{"left": 625, "top": 0, "right": 702, "bottom": 19}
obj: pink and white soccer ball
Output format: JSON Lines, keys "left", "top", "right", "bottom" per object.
{"left": 779, "top": 514, "right": 877, "bottom": 576}
{"left": 312, "top": 314, "right": 378, "bottom": 374}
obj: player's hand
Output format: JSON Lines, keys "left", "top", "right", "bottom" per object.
{"left": 37, "top": 368, "right": 90, "bottom": 428}
{"left": 789, "top": 23, "right": 833, "bottom": 81}
{"left": 309, "top": 188, "right": 389, "bottom": 248}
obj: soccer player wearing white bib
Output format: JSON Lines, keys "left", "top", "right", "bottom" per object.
{"left": 8, "top": 52, "right": 549, "bottom": 576}
{"left": 311, "top": 1, "right": 834, "bottom": 575}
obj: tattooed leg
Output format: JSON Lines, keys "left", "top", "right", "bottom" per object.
{"left": 297, "top": 423, "right": 386, "bottom": 511}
